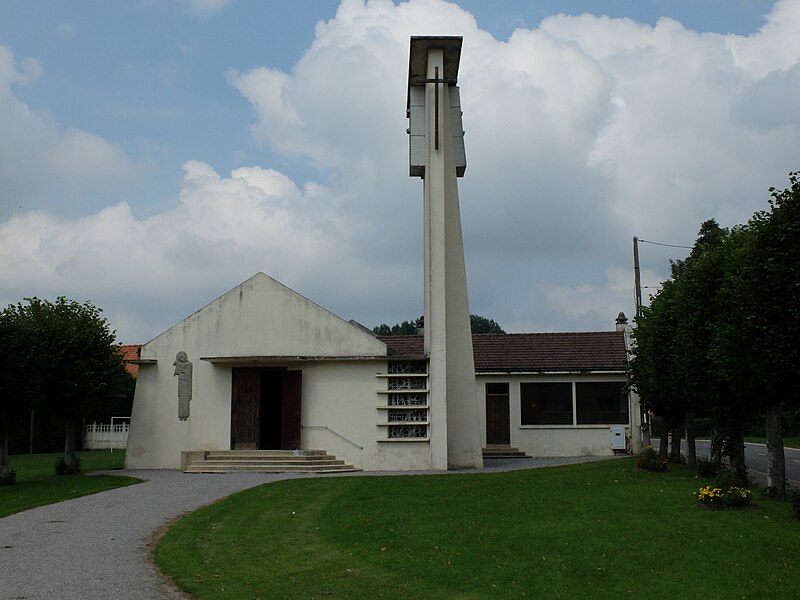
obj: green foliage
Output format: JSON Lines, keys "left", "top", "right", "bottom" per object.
{"left": 373, "top": 314, "right": 505, "bottom": 335}
{"left": 0, "top": 297, "right": 128, "bottom": 472}
{"left": 54, "top": 455, "right": 82, "bottom": 475}
{"left": 0, "top": 468, "right": 16, "bottom": 485}
{"left": 630, "top": 172, "right": 800, "bottom": 487}
{"left": 372, "top": 318, "right": 420, "bottom": 336}
{"left": 635, "top": 445, "right": 668, "bottom": 471}
{"left": 694, "top": 484, "right": 752, "bottom": 509}
{"left": 696, "top": 458, "right": 721, "bottom": 478}
{"left": 469, "top": 314, "right": 505, "bottom": 333}
{"left": 790, "top": 488, "right": 800, "bottom": 520}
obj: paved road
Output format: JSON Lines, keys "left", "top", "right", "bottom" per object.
{"left": 698, "top": 440, "right": 800, "bottom": 486}
{"left": 0, "top": 457, "right": 611, "bottom": 600}
{"left": 655, "top": 439, "right": 800, "bottom": 487}
{"left": 0, "top": 470, "right": 302, "bottom": 600}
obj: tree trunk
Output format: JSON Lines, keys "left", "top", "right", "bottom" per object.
{"left": 710, "top": 430, "right": 723, "bottom": 464}
{"left": 727, "top": 430, "right": 747, "bottom": 485}
{"left": 64, "top": 419, "right": 78, "bottom": 472}
{"left": 0, "top": 416, "right": 11, "bottom": 479}
{"left": 659, "top": 423, "right": 670, "bottom": 460}
{"left": 669, "top": 424, "right": 683, "bottom": 463}
{"left": 765, "top": 404, "right": 786, "bottom": 499}
{"left": 684, "top": 412, "right": 697, "bottom": 469}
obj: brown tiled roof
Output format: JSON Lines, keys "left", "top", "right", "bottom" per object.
{"left": 118, "top": 344, "right": 142, "bottom": 378}
{"left": 378, "top": 335, "right": 425, "bottom": 357}
{"left": 380, "top": 332, "right": 627, "bottom": 373}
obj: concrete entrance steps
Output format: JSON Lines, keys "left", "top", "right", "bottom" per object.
{"left": 182, "top": 449, "right": 360, "bottom": 474}
{"left": 482, "top": 445, "right": 530, "bottom": 459}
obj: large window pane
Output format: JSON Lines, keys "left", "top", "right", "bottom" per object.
{"left": 520, "top": 383, "right": 572, "bottom": 425}
{"left": 576, "top": 382, "right": 628, "bottom": 424}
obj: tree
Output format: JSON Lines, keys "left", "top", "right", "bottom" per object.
{"left": 373, "top": 318, "right": 421, "bottom": 336}
{"left": 0, "top": 306, "right": 39, "bottom": 482}
{"left": 672, "top": 220, "right": 730, "bottom": 470}
{"left": 0, "top": 298, "right": 128, "bottom": 475}
{"left": 712, "top": 173, "right": 800, "bottom": 496}
{"left": 631, "top": 173, "right": 800, "bottom": 490}
{"left": 469, "top": 315, "right": 505, "bottom": 334}
{"left": 628, "top": 271, "right": 684, "bottom": 460}
{"left": 373, "top": 315, "right": 504, "bottom": 336}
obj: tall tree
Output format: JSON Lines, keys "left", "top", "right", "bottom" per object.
{"left": 0, "top": 298, "right": 128, "bottom": 473}
{"left": 673, "top": 220, "right": 730, "bottom": 470}
{"left": 713, "top": 173, "right": 800, "bottom": 496}
{"left": 0, "top": 306, "right": 38, "bottom": 481}
{"left": 628, "top": 272, "right": 684, "bottom": 460}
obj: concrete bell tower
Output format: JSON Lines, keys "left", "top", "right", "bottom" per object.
{"left": 407, "top": 36, "right": 483, "bottom": 469}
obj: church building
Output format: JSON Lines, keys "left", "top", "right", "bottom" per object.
{"left": 125, "top": 37, "right": 643, "bottom": 473}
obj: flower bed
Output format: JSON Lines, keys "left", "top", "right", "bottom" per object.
{"left": 636, "top": 445, "right": 668, "bottom": 472}
{"left": 694, "top": 484, "right": 752, "bottom": 509}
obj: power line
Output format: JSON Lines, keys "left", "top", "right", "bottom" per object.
{"left": 637, "top": 238, "right": 692, "bottom": 249}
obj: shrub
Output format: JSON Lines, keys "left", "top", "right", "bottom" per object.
{"left": 54, "top": 456, "right": 82, "bottom": 475}
{"left": 694, "top": 484, "right": 752, "bottom": 509}
{"left": 715, "top": 465, "right": 748, "bottom": 489}
{"left": 0, "top": 468, "right": 16, "bottom": 485}
{"left": 696, "top": 458, "right": 721, "bottom": 477}
{"left": 636, "top": 445, "right": 668, "bottom": 472}
{"left": 668, "top": 453, "right": 686, "bottom": 465}
{"left": 790, "top": 488, "right": 800, "bottom": 520}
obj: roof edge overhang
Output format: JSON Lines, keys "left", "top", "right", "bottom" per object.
{"left": 200, "top": 355, "right": 390, "bottom": 364}
{"left": 475, "top": 369, "right": 627, "bottom": 376}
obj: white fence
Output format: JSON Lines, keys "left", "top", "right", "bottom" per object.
{"left": 84, "top": 421, "right": 130, "bottom": 450}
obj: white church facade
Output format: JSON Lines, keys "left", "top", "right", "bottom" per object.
{"left": 124, "top": 272, "right": 643, "bottom": 472}
{"left": 125, "top": 36, "right": 644, "bottom": 472}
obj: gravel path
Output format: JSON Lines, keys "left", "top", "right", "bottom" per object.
{"left": 0, "top": 456, "right": 615, "bottom": 600}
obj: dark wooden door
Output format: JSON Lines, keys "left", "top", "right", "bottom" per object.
{"left": 281, "top": 370, "right": 302, "bottom": 449}
{"left": 231, "top": 368, "right": 261, "bottom": 449}
{"left": 485, "top": 383, "right": 510, "bottom": 445}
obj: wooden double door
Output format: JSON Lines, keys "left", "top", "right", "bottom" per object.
{"left": 231, "top": 368, "right": 302, "bottom": 450}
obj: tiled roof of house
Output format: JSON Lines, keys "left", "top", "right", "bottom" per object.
{"left": 380, "top": 331, "right": 627, "bottom": 372}
{"left": 118, "top": 344, "right": 142, "bottom": 378}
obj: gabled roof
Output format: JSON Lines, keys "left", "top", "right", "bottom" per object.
{"left": 142, "top": 272, "right": 388, "bottom": 360}
{"left": 380, "top": 331, "right": 627, "bottom": 373}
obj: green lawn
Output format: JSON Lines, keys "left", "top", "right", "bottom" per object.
{"left": 0, "top": 451, "right": 140, "bottom": 517}
{"left": 155, "top": 459, "right": 800, "bottom": 599}
{"left": 745, "top": 436, "right": 800, "bottom": 449}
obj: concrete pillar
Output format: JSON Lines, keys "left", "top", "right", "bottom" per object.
{"left": 410, "top": 38, "right": 483, "bottom": 469}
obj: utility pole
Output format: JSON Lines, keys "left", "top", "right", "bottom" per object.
{"left": 633, "top": 236, "right": 642, "bottom": 318}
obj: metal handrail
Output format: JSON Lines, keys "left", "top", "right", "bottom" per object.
{"left": 302, "top": 425, "right": 363, "bottom": 450}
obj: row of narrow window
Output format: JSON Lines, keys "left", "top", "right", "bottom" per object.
{"left": 386, "top": 361, "right": 428, "bottom": 439}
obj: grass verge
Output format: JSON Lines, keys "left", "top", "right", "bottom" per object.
{"left": 745, "top": 436, "right": 800, "bottom": 449}
{"left": 155, "top": 459, "right": 800, "bottom": 599}
{"left": 0, "top": 451, "right": 140, "bottom": 517}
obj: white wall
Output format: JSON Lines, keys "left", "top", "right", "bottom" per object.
{"left": 125, "top": 273, "right": 393, "bottom": 470}
{"left": 477, "top": 373, "right": 638, "bottom": 457}
{"left": 300, "top": 360, "right": 434, "bottom": 471}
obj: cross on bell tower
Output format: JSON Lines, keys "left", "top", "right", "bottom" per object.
{"left": 407, "top": 36, "right": 483, "bottom": 469}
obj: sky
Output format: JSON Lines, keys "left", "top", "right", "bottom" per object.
{"left": 1, "top": 0, "right": 798, "bottom": 344}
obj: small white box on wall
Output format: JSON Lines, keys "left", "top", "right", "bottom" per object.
{"left": 610, "top": 426, "right": 627, "bottom": 450}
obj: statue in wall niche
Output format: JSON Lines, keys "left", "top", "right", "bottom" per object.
{"left": 173, "top": 351, "right": 193, "bottom": 421}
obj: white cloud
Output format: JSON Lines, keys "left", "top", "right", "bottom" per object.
{"left": 175, "top": 0, "right": 236, "bottom": 17}
{"left": 0, "top": 46, "right": 138, "bottom": 217}
{"left": 0, "top": 161, "right": 418, "bottom": 342}
{"left": 2, "top": 0, "right": 800, "bottom": 341}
